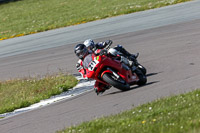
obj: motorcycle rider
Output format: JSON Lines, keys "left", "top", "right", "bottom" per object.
{"left": 83, "top": 39, "right": 112, "bottom": 53}
{"left": 74, "top": 43, "right": 110, "bottom": 95}
{"left": 83, "top": 39, "right": 138, "bottom": 63}
{"left": 75, "top": 40, "right": 146, "bottom": 94}
{"left": 83, "top": 39, "right": 146, "bottom": 75}
{"left": 76, "top": 39, "right": 112, "bottom": 77}
{"left": 74, "top": 44, "right": 89, "bottom": 78}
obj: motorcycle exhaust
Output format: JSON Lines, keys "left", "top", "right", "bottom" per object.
{"left": 107, "top": 68, "right": 120, "bottom": 79}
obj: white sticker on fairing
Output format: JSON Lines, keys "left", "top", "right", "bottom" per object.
{"left": 88, "top": 60, "right": 99, "bottom": 71}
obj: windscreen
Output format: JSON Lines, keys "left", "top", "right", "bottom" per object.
{"left": 83, "top": 54, "right": 93, "bottom": 69}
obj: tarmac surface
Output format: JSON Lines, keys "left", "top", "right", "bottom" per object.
{"left": 0, "top": 1, "right": 200, "bottom": 133}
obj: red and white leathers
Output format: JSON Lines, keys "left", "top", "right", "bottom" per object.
{"left": 76, "top": 59, "right": 87, "bottom": 79}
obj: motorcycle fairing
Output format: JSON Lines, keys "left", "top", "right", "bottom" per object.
{"left": 83, "top": 53, "right": 139, "bottom": 86}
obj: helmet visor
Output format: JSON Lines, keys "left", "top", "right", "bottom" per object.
{"left": 76, "top": 48, "right": 87, "bottom": 59}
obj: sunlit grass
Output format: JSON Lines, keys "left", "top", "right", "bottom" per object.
{"left": 0, "top": 0, "right": 191, "bottom": 40}
{"left": 59, "top": 89, "right": 200, "bottom": 133}
{"left": 0, "top": 74, "right": 78, "bottom": 114}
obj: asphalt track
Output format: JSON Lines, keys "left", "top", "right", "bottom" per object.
{"left": 1, "top": 1, "right": 200, "bottom": 133}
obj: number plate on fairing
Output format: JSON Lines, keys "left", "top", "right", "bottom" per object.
{"left": 88, "top": 60, "right": 99, "bottom": 71}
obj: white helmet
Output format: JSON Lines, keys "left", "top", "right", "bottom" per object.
{"left": 83, "top": 39, "right": 95, "bottom": 48}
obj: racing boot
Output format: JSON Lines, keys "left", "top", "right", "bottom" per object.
{"left": 95, "top": 85, "right": 112, "bottom": 95}
{"left": 114, "top": 45, "right": 138, "bottom": 61}
{"left": 94, "top": 87, "right": 106, "bottom": 95}
{"left": 94, "top": 82, "right": 111, "bottom": 95}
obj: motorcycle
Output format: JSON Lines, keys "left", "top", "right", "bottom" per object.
{"left": 82, "top": 48, "right": 147, "bottom": 93}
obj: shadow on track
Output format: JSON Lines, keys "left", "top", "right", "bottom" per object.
{"left": 104, "top": 81, "right": 160, "bottom": 96}
{"left": 103, "top": 72, "right": 161, "bottom": 96}
{"left": 146, "top": 72, "right": 162, "bottom": 77}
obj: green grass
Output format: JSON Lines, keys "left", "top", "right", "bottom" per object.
{"left": 0, "top": 0, "right": 191, "bottom": 40}
{"left": 59, "top": 89, "right": 200, "bottom": 133}
{"left": 0, "top": 0, "right": 196, "bottom": 131}
{"left": 0, "top": 74, "right": 78, "bottom": 114}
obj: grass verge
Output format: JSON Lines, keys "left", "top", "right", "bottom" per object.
{"left": 59, "top": 89, "right": 200, "bottom": 133}
{"left": 0, "top": 0, "right": 191, "bottom": 40}
{"left": 0, "top": 74, "right": 78, "bottom": 114}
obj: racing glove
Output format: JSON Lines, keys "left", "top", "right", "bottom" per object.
{"left": 76, "top": 63, "right": 83, "bottom": 71}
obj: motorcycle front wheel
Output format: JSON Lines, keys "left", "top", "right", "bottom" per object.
{"left": 102, "top": 73, "right": 130, "bottom": 91}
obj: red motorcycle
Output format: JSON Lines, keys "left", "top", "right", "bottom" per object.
{"left": 82, "top": 49, "right": 147, "bottom": 93}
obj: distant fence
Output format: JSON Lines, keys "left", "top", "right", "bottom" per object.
{"left": 0, "top": 0, "right": 10, "bottom": 2}
{"left": 0, "top": 0, "right": 20, "bottom": 3}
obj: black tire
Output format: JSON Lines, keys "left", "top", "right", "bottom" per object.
{"left": 135, "top": 69, "right": 147, "bottom": 86}
{"left": 138, "top": 64, "right": 147, "bottom": 75}
{"left": 102, "top": 73, "right": 130, "bottom": 91}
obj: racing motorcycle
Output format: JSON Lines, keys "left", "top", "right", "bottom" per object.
{"left": 82, "top": 49, "right": 147, "bottom": 92}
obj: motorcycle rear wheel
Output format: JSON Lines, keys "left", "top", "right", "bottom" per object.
{"left": 138, "top": 64, "right": 147, "bottom": 75}
{"left": 102, "top": 73, "right": 130, "bottom": 91}
{"left": 135, "top": 69, "right": 147, "bottom": 86}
